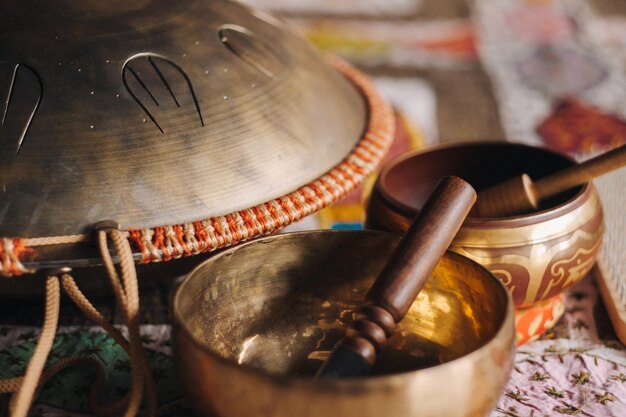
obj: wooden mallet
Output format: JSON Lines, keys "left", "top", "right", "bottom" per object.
{"left": 316, "top": 176, "right": 476, "bottom": 378}
{"left": 474, "top": 144, "right": 626, "bottom": 218}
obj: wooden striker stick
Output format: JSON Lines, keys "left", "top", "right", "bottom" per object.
{"left": 316, "top": 176, "right": 476, "bottom": 378}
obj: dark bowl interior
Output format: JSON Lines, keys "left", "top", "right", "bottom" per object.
{"left": 381, "top": 143, "right": 583, "bottom": 217}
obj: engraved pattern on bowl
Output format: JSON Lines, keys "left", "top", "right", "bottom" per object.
{"left": 365, "top": 142, "right": 605, "bottom": 307}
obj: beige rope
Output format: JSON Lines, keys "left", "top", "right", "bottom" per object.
{"left": 59, "top": 276, "right": 133, "bottom": 417}
{"left": 23, "top": 234, "right": 90, "bottom": 247}
{"left": 98, "top": 231, "right": 128, "bottom": 305}
{"left": 95, "top": 229, "right": 157, "bottom": 417}
{"left": 61, "top": 271, "right": 157, "bottom": 416}
{"left": 4, "top": 277, "right": 60, "bottom": 417}
{"left": 0, "top": 228, "right": 157, "bottom": 417}
{"left": 60, "top": 275, "right": 130, "bottom": 350}
{"left": 0, "top": 355, "right": 134, "bottom": 417}
{"left": 0, "top": 355, "right": 105, "bottom": 395}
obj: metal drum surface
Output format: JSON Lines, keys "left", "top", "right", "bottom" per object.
{"left": 0, "top": 0, "right": 366, "bottom": 238}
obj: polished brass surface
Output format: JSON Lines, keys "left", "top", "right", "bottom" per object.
{"left": 366, "top": 142, "right": 605, "bottom": 307}
{"left": 173, "top": 231, "right": 515, "bottom": 417}
{"left": 0, "top": 0, "right": 365, "bottom": 238}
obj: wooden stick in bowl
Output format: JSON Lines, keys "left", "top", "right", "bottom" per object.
{"left": 316, "top": 176, "right": 476, "bottom": 378}
{"left": 474, "top": 144, "right": 626, "bottom": 218}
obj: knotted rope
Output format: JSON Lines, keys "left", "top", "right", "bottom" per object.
{"left": 0, "top": 228, "right": 157, "bottom": 417}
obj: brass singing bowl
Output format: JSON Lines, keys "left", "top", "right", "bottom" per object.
{"left": 173, "top": 231, "right": 515, "bottom": 417}
{"left": 366, "top": 142, "right": 604, "bottom": 308}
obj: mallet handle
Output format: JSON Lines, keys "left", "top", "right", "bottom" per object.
{"left": 534, "top": 144, "right": 626, "bottom": 200}
{"left": 317, "top": 177, "right": 476, "bottom": 378}
{"left": 366, "top": 176, "right": 476, "bottom": 321}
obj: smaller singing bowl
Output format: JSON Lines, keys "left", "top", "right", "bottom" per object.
{"left": 173, "top": 231, "right": 515, "bottom": 417}
{"left": 366, "top": 142, "right": 604, "bottom": 308}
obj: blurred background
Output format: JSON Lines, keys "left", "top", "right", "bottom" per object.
{"left": 252, "top": 0, "right": 626, "bottom": 231}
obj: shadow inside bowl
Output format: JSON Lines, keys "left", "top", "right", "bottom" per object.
{"left": 381, "top": 142, "right": 583, "bottom": 218}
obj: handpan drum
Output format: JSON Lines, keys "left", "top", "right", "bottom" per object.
{"left": 0, "top": 0, "right": 394, "bottom": 274}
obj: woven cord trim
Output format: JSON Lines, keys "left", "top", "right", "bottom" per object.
{"left": 130, "top": 57, "right": 395, "bottom": 263}
{"left": 0, "top": 229, "right": 157, "bottom": 417}
{"left": 0, "top": 57, "right": 395, "bottom": 274}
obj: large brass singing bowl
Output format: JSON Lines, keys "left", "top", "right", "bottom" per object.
{"left": 173, "top": 231, "right": 515, "bottom": 417}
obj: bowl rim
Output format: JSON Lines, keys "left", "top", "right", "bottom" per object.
{"left": 376, "top": 141, "right": 591, "bottom": 228}
{"left": 172, "top": 229, "right": 515, "bottom": 387}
